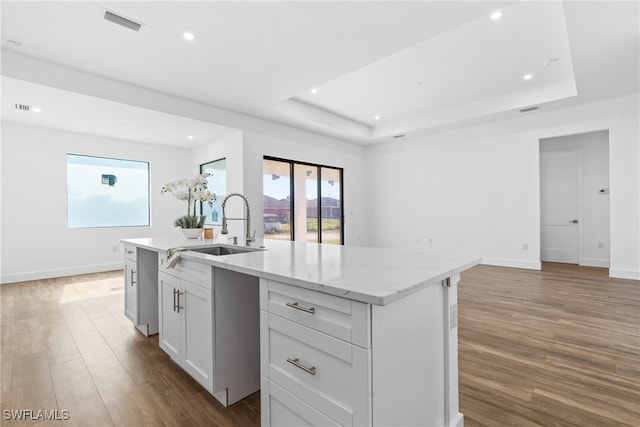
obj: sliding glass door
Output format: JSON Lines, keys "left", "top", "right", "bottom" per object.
{"left": 263, "top": 157, "right": 343, "bottom": 244}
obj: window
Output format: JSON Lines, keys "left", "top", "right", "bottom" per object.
{"left": 263, "top": 157, "right": 343, "bottom": 244}
{"left": 67, "top": 154, "right": 149, "bottom": 228}
{"left": 200, "top": 158, "right": 226, "bottom": 225}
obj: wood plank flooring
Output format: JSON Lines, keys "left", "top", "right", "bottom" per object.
{"left": 459, "top": 263, "right": 640, "bottom": 427}
{"left": 1, "top": 263, "right": 638, "bottom": 426}
{"left": 0, "top": 272, "right": 260, "bottom": 427}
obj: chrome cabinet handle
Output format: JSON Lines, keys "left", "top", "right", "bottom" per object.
{"left": 286, "top": 357, "right": 316, "bottom": 376}
{"left": 176, "top": 291, "right": 184, "bottom": 314}
{"left": 130, "top": 269, "right": 136, "bottom": 285}
{"left": 285, "top": 302, "right": 315, "bottom": 314}
{"left": 125, "top": 249, "right": 134, "bottom": 254}
{"left": 173, "top": 288, "right": 178, "bottom": 312}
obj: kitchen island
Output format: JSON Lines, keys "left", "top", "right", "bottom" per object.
{"left": 122, "top": 236, "right": 479, "bottom": 427}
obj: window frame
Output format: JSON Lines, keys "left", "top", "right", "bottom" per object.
{"left": 66, "top": 153, "right": 150, "bottom": 228}
{"left": 263, "top": 156, "right": 344, "bottom": 245}
{"left": 199, "top": 157, "right": 226, "bottom": 226}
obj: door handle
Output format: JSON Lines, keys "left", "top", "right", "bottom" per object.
{"left": 568, "top": 219, "right": 578, "bottom": 224}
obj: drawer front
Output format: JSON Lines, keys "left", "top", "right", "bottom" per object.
{"left": 158, "top": 252, "right": 212, "bottom": 289}
{"left": 261, "top": 279, "right": 370, "bottom": 348}
{"left": 123, "top": 243, "right": 137, "bottom": 262}
{"left": 262, "top": 376, "right": 341, "bottom": 427}
{"left": 264, "top": 313, "right": 371, "bottom": 427}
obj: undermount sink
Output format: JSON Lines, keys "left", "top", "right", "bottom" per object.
{"left": 189, "top": 245, "right": 264, "bottom": 256}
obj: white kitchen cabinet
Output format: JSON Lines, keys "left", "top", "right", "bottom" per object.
{"left": 158, "top": 270, "right": 213, "bottom": 392}
{"left": 260, "top": 276, "right": 463, "bottom": 427}
{"left": 260, "top": 278, "right": 372, "bottom": 426}
{"left": 123, "top": 244, "right": 158, "bottom": 337}
{"left": 158, "top": 271, "right": 181, "bottom": 359}
{"left": 124, "top": 257, "right": 137, "bottom": 324}
{"left": 158, "top": 255, "right": 260, "bottom": 407}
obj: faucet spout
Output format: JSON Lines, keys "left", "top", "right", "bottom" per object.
{"left": 221, "top": 193, "right": 255, "bottom": 246}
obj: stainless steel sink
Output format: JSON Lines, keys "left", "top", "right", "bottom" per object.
{"left": 189, "top": 245, "right": 263, "bottom": 256}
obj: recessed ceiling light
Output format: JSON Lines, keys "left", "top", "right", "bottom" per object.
{"left": 490, "top": 11, "right": 502, "bottom": 20}
{"left": 310, "top": 88, "right": 318, "bottom": 94}
{"left": 523, "top": 73, "right": 533, "bottom": 81}
{"left": 183, "top": 32, "right": 195, "bottom": 41}
{"left": 187, "top": 135, "right": 194, "bottom": 140}
{"left": 374, "top": 115, "right": 381, "bottom": 120}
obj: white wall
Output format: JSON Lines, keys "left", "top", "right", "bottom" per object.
{"left": 540, "top": 130, "right": 610, "bottom": 268}
{"left": 366, "top": 94, "right": 639, "bottom": 279}
{"left": 1, "top": 123, "right": 192, "bottom": 283}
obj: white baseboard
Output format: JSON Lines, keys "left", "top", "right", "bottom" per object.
{"left": 609, "top": 268, "right": 640, "bottom": 280}
{"left": 581, "top": 258, "right": 610, "bottom": 268}
{"left": 482, "top": 257, "right": 541, "bottom": 270}
{"left": 451, "top": 412, "right": 464, "bottom": 427}
{"left": 1, "top": 262, "right": 122, "bottom": 284}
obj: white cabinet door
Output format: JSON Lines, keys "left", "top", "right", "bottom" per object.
{"left": 159, "top": 271, "right": 181, "bottom": 360}
{"left": 183, "top": 280, "right": 213, "bottom": 392}
{"left": 124, "top": 258, "right": 137, "bottom": 324}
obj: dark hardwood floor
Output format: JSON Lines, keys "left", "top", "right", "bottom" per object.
{"left": 1, "top": 263, "right": 638, "bottom": 426}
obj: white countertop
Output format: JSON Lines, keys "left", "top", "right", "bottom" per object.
{"left": 122, "top": 235, "right": 480, "bottom": 305}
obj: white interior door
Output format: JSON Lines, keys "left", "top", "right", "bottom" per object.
{"left": 540, "top": 148, "right": 580, "bottom": 263}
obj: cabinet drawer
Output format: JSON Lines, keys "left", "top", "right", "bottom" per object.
{"left": 262, "top": 376, "right": 340, "bottom": 427}
{"left": 158, "top": 252, "right": 212, "bottom": 289}
{"left": 262, "top": 313, "right": 371, "bottom": 427}
{"left": 123, "top": 243, "right": 137, "bottom": 262}
{"left": 260, "top": 279, "right": 370, "bottom": 348}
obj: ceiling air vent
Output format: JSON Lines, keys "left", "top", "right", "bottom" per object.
{"left": 519, "top": 106, "right": 540, "bottom": 113}
{"left": 104, "top": 10, "right": 143, "bottom": 32}
{"left": 14, "top": 103, "right": 31, "bottom": 112}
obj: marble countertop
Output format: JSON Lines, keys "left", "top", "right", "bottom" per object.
{"left": 122, "top": 235, "right": 480, "bottom": 305}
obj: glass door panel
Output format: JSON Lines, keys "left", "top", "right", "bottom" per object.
{"left": 320, "top": 167, "right": 342, "bottom": 244}
{"left": 263, "top": 159, "right": 292, "bottom": 240}
{"left": 293, "top": 164, "right": 318, "bottom": 242}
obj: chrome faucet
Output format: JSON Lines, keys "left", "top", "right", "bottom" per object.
{"left": 221, "top": 193, "right": 255, "bottom": 246}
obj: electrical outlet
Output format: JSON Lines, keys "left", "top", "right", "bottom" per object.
{"left": 112, "top": 246, "right": 118, "bottom": 253}
{"left": 428, "top": 238, "right": 433, "bottom": 244}
{"left": 522, "top": 243, "right": 528, "bottom": 250}
{"left": 598, "top": 242, "right": 605, "bottom": 249}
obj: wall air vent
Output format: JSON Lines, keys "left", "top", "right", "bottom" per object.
{"left": 104, "top": 10, "right": 143, "bottom": 32}
{"left": 519, "top": 106, "right": 540, "bottom": 113}
{"left": 14, "top": 103, "right": 31, "bottom": 112}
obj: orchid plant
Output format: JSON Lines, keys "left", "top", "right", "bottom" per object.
{"left": 161, "top": 173, "right": 216, "bottom": 228}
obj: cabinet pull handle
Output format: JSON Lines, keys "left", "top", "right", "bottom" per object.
{"left": 130, "top": 269, "right": 136, "bottom": 285}
{"left": 176, "top": 291, "right": 184, "bottom": 314}
{"left": 173, "top": 288, "right": 178, "bottom": 312}
{"left": 285, "top": 302, "right": 315, "bottom": 314}
{"left": 286, "top": 358, "right": 316, "bottom": 376}
{"left": 125, "top": 249, "right": 134, "bottom": 254}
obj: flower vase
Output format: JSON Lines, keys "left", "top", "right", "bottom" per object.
{"left": 181, "top": 228, "right": 203, "bottom": 239}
